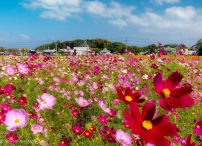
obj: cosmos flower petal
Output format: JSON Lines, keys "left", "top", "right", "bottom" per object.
{"left": 124, "top": 109, "right": 142, "bottom": 134}
{"left": 129, "top": 102, "right": 142, "bottom": 123}
{"left": 170, "top": 86, "right": 193, "bottom": 96}
{"left": 142, "top": 101, "right": 156, "bottom": 121}
{"left": 152, "top": 124, "right": 178, "bottom": 137}
{"left": 141, "top": 131, "right": 171, "bottom": 146}
{"left": 165, "top": 71, "right": 183, "bottom": 90}
{"left": 159, "top": 98, "right": 172, "bottom": 111}
{"left": 152, "top": 115, "right": 170, "bottom": 126}
{"left": 166, "top": 96, "right": 194, "bottom": 109}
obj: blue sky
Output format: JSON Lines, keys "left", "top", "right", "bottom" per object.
{"left": 0, "top": 0, "right": 202, "bottom": 49}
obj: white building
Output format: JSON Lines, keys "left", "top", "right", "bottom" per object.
{"left": 100, "top": 48, "right": 111, "bottom": 55}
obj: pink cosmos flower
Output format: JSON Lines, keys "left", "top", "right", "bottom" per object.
{"left": 5, "top": 65, "right": 16, "bottom": 75}
{"left": 17, "top": 63, "right": 29, "bottom": 74}
{"left": 4, "top": 109, "right": 28, "bottom": 131}
{"left": 158, "top": 42, "right": 162, "bottom": 46}
{"left": 75, "top": 97, "right": 90, "bottom": 107}
{"left": 31, "top": 124, "right": 43, "bottom": 134}
{"left": 37, "top": 93, "right": 56, "bottom": 110}
{"left": 98, "top": 100, "right": 110, "bottom": 114}
{"left": 115, "top": 129, "right": 132, "bottom": 146}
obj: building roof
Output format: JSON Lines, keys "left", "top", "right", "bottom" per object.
{"left": 100, "top": 48, "right": 110, "bottom": 53}
{"left": 163, "top": 47, "right": 176, "bottom": 52}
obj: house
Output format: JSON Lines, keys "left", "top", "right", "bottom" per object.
{"left": 100, "top": 48, "right": 111, "bottom": 55}
{"left": 73, "top": 41, "right": 93, "bottom": 55}
{"left": 163, "top": 46, "right": 176, "bottom": 54}
{"left": 43, "top": 49, "right": 56, "bottom": 55}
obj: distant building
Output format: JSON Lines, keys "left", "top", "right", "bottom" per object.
{"left": 42, "top": 49, "right": 56, "bottom": 55}
{"left": 73, "top": 41, "right": 92, "bottom": 55}
{"left": 100, "top": 48, "right": 111, "bottom": 55}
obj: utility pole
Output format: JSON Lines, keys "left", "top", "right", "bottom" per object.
{"left": 125, "top": 37, "right": 128, "bottom": 52}
{"left": 55, "top": 42, "right": 58, "bottom": 55}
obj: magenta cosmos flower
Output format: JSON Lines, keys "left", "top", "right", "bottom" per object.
{"left": 154, "top": 71, "right": 194, "bottom": 111}
{"left": 5, "top": 65, "right": 16, "bottom": 75}
{"left": 193, "top": 120, "right": 202, "bottom": 136}
{"left": 75, "top": 97, "right": 90, "bottom": 107}
{"left": 37, "top": 93, "right": 56, "bottom": 110}
{"left": 17, "top": 63, "right": 29, "bottom": 74}
{"left": 6, "top": 132, "right": 18, "bottom": 144}
{"left": 98, "top": 114, "right": 108, "bottom": 125}
{"left": 124, "top": 101, "right": 178, "bottom": 146}
{"left": 115, "top": 129, "right": 132, "bottom": 146}
{"left": 4, "top": 109, "right": 28, "bottom": 131}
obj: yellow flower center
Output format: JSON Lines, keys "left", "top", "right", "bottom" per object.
{"left": 9, "top": 69, "right": 13, "bottom": 73}
{"left": 79, "top": 102, "right": 83, "bottom": 106}
{"left": 61, "top": 141, "right": 64, "bottom": 144}
{"left": 0, "top": 116, "right": 2, "bottom": 119}
{"left": 86, "top": 132, "right": 89, "bottom": 136}
{"left": 43, "top": 100, "right": 47, "bottom": 104}
{"left": 162, "top": 88, "right": 170, "bottom": 98}
{"left": 19, "top": 67, "right": 23, "bottom": 70}
{"left": 76, "top": 130, "right": 79, "bottom": 133}
{"left": 10, "top": 137, "right": 13, "bottom": 140}
{"left": 142, "top": 120, "right": 152, "bottom": 130}
{"left": 125, "top": 96, "right": 132, "bottom": 102}
{"left": 15, "top": 118, "right": 20, "bottom": 123}
{"left": 197, "top": 125, "right": 200, "bottom": 129}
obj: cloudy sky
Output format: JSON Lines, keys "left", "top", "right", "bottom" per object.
{"left": 0, "top": 0, "right": 202, "bottom": 49}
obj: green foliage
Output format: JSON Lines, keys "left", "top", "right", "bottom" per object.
{"left": 196, "top": 39, "right": 202, "bottom": 55}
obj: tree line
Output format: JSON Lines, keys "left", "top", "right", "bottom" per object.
{"left": 34, "top": 38, "right": 188, "bottom": 55}
{"left": 1, "top": 38, "right": 201, "bottom": 55}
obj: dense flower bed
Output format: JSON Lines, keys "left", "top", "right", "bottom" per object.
{"left": 0, "top": 54, "right": 202, "bottom": 146}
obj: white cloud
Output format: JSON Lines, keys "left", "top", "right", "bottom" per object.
{"left": 165, "top": 6, "right": 196, "bottom": 20}
{"left": 20, "top": 34, "right": 30, "bottom": 39}
{"left": 84, "top": 1, "right": 135, "bottom": 27}
{"left": 150, "top": 0, "right": 180, "bottom": 5}
{"left": 20, "top": 0, "right": 202, "bottom": 43}
{"left": 108, "top": 19, "right": 127, "bottom": 27}
{"left": 21, "top": 0, "right": 82, "bottom": 21}
{"left": 127, "top": 6, "right": 202, "bottom": 42}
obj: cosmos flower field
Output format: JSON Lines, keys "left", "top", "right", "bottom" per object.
{"left": 0, "top": 54, "right": 202, "bottom": 146}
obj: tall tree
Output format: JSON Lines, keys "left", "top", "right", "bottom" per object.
{"left": 196, "top": 39, "right": 202, "bottom": 55}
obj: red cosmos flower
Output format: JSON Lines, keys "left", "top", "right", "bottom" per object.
{"left": 116, "top": 86, "right": 144, "bottom": 104}
{"left": 71, "top": 109, "right": 79, "bottom": 117}
{"left": 58, "top": 138, "right": 69, "bottom": 146}
{"left": 89, "top": 125, "right": 96, "bottom": 132}
{"left": 124, "top": 101, "right": 178, "bottom": 146}
{"left": 83, "top": 130, "right": 93, "bottom": 138}
{"left": 99, "top": 126, "right": 116, "bottom": 144}
{"left": 0, "top": 111, "right": 6, "bottom": 124}
{"left": 154, "top": 71, "right": 194, "bottom": 111}
{"left": 6, "top": 132, "right": 18, "bottom": 145}
{"left": 193, "top": 120, "right": 202, "bottom": 136}
{"left": 18, "top": 96, "right": 27, "bottom": 106}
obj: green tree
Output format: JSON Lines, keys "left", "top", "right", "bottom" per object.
{"left": 196, "top": 39, "right": 202, "bottom": 55}
{"left": 21, "top": 47, "right": 29, "bottom": 55}
{"left": 0, "top": 47, "right": 7, "bottom": 52}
